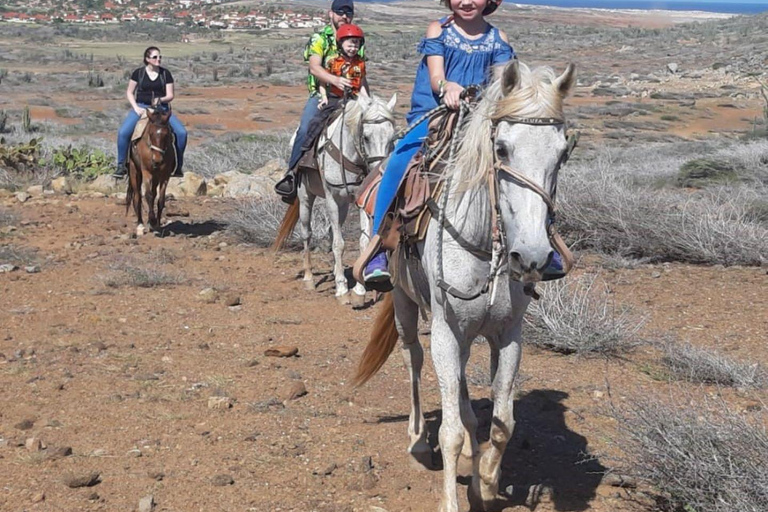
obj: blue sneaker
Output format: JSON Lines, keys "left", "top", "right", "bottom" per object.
{"left": 363, "top": 251, "right": 391, "bottom": 284}
{"left": 542, "top": 251, "right": 566, "bottom": 281}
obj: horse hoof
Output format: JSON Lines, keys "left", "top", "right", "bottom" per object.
{"left": 303, "top": 279, "right": 316, "bottom": 291}
{"left": 336, "top": 293, "right": 351, "bottom": 305}
{"left": 350, "top": 292, "right": 366, "bottom": 309}
{"left": 136, "top": 225, "right": 147, "bottom": 237}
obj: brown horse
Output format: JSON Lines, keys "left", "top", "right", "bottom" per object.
{"left": 125, "top": 107, "right": 176, "bottom": 236}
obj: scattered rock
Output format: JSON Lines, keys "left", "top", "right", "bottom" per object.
{"left": 51, "top": 176, "right": 73, "bottom": 194}
{"left": 600, "top": 473, "right": 638, "bottom": 488}
{"left": 46, "top": 446, "right": 73, "bottom": 460}
{"left": 26, "top": 185, "right": 44, "bottom": 196}
{"left": 208, "top": 396, "right": 233, "bottom": 410}
{"left": 133, "top": 373, "right": 159, "bottom": 381}
{"left": 211, "top": 474, "right": 234, "bottom": 486}
{"left": 223, "top": 293, "right": 241, "bottom": 307}
{"left": 286, "top": 381, "right": 308, "bottom": 401}
{"left": 0, "top": 264, "right": 18, "bottom": 273}
{"left": 87, "top": 175, "right": 119, "bottom": 194}
{"left": 14, "top": 419, "right": 35, "bottom": 431}
{"left": 245, "top": 359, "right": 259, "bottom": 367}
{"left": 180, "top": 172, "right": 207, "bottom": 197}
{"left": 24, "top": 265, "right": 40, "bottom": 274}
{"left": 320, "top": 462, "right": 337, "bottom": 476}
{"left": 127, "top": 449, "right": 143, "bottom": 458}
{"left": 31, "top": 492, "right": 45, "bottom": 503}
{"left": 666, "top": 62, "right": 678, "bottom": 74}
{"left": 138, "top": 494, "right": 155, "bottom": 512}
{"left": 147, "top": 470, "right": 165, "bottom": 481}
{"left": 25, "top": 437, "right": 43, "bottom": 452}
{"left": 198, "top": 287, "right": 218, "bottom": 304}
{"left": 62, "top": 471, "right": 101, "bottom": 488}
{"left": 264, "top": 346, "right": 299, "bottom": 358}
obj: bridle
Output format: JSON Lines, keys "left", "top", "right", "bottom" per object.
{"left": 145, "top": 108, "right": 172, "bottom": 157}
{"left": 433, "top": 106, "right": 577, "bottom": 302}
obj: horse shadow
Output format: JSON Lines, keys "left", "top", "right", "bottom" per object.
{"left": 159, "top": 220, "right": 227, "bottom": 238}
{"left": 377, "top": 389, "right": 605, "bottom": 511}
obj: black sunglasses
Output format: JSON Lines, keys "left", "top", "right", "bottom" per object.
{"left": 148, "top": 55, "right": 162, "bottom": 60}
{"left": 333, "top": 8, "right": 354, "bottom": 17}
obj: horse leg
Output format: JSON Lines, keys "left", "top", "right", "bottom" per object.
{"left": 157, "top": 178, "right": 169, "bottom": 229}
{"left": 297, "top": 184, "right": 316, "bottom": 290}
{"left": 393, "top": 288, "right": 430, "bottom": 469}
{"left": 459, "top": 346, "right": 480, "bottom": 479}
{"left": 145, "top": 175, "right": 159, "bottom": 231}
{"left": 129, "top": 160, "right": 145, "bottom": 236}
{"left": 472, "top": 324, "right": 523, "bottom": 510}
{"left": 325, "top": 193, "right": 350, "bottom": 303}
{"left": 350, "top": 206, "right": 370, "bottom": 309}
{"left": 431, "top": 313, "right": 465, "bottom": 512}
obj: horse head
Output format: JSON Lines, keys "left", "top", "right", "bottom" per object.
{"left": 491, "top": 61, "right": 576, "bottom": 282}
{"left": 347, "top": 93, "right": 397, "bottom": 172}
{"left": 146, "top": 108, "right": 173, "bottom": 167}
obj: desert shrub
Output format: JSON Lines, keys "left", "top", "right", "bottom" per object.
{"left": 0, "top": 110, "right": 7, "bottom": 133}
{"left": 609, "top": 394, "right": 768, "bottom": 512}
{"left": 677, "top": 158, "right": 739, "bottom": 188}
{"left": 101, "top": 262, "right": 185, "bottom": 288}
{"left": 0, "top": 207, "right": 17, "bottom": 227}
{"left": 186, "top": 131, "right": 292, "bottom": 179}
{"left": 87, "top": 71, "right": 104, "bottom": 88}
{"left": 559, "top": 143, "right": 768, "bottom": 266}
{"left": 0, "top": 244, "right": 40, "bottom": 267}
{"left": 659, "top": 339, "right": 766, "bottom": 388}
{"left": 526, "top": 273, "right": 646, "bottom": 355}
{"left": 225, "top": 195, "right": 336, "bottom": 249}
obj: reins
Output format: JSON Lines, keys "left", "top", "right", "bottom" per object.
{"left": 431, "top": 101, "right": 578, "bottom": 302}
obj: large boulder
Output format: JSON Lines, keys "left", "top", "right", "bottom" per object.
{"left": 51, "top": 176, "right": 73, "bottom": 195}
{"left": 179, "top": 172, "right": 207, "bottom": 196}
{"left": 87, "top": 174, "right": 121, "bottom": 194}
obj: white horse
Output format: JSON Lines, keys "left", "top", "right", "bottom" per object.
{"left": 354, "top": 61, "right": 576, "bottom": 512}
{"left": 274, "top": 94, "right": 397, "bottom": 307}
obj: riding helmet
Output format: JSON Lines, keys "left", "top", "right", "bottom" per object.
{"left": 335, "top": 23, "right": 365, "bottom": 44}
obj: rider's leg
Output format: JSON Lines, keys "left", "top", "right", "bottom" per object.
{"left": 168, "top": 113, "right": 187, "bottom": 178}
{"left": 276, "top": 95, "right": 321, "bottom": 197}
{"left": 115, "top": 108, "right": 142, "bottom": 178}
{"left": 363, "top": 118, "right": 429, "bottom": 283}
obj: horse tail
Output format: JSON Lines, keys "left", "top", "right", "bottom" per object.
{"left": 272, "top": 198, "right": 299, "bottom": 252}
{"left": 352, "top": 293, "right": 398, "bottom": 387}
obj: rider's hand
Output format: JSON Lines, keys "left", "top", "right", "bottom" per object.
{"left": 133, "top": 106, "right": 146, "bottom": 117}
{"left": 442, "top": 82, "right": 465, "bottom": 110}
{"left": 318, "top": 97, "right": 328, "bottom": 109}
{"left": 335, "top": 76, "right": 352, "bottom": 90}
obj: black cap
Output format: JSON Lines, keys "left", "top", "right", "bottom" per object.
{"left": 331, "top": 0, "right": 354, "bottom": 15}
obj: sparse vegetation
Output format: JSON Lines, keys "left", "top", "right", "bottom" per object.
{"left": 609, "top": 394, "right": 768, "bottom": 512}
{"left": 659, "top": 339, "right": 766, "bottom": 388}
{"left": 677, "top": 158, "right": 739, "bottom": 188}
{"left": 49, "top": 145, "right": 114, "bottom": 181}
{"left": 101, "top": 255, "right": 186, "bottom": 288}
{"left": 526, "top": 273, "right": 646, "bottom": 355}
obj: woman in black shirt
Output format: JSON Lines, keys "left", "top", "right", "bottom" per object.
{"left": 114, "top": 46, "right": 187, "bottom": 178}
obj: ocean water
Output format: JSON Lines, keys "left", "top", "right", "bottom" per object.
{"left": 504, "top": 1, "right": 768, "bottom": 14}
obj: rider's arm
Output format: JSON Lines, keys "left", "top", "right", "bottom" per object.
{"left": 424, "top": 20, "right": 463, "bottom": 109}
{"left": 309, "top": 54, "right": 350, "bottom": 91}
{"left": 161, "top": 82, "right": 175, "bottom": 104}
{"left": 126, "top": 79, "right": 143, "bottom": 115}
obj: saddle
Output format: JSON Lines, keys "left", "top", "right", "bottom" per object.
{"left": 296, "top": 102, "right": 366, "bottom": 180}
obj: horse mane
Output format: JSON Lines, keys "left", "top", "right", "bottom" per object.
{"left": 448, "top": 62, "right": 567, "bottom": 191}
{"left": 343, "top": 95, "right": 395, "bottom": 135}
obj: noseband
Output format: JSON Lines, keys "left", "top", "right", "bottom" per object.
{"left": 353, "top": 117, "right": 394, "bottom": 171}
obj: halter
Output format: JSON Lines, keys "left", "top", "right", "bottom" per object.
{"left": 433, "top": 105, "right": 577, "bottom": 302}
{"left": 144, "top": 108, "right": 171, "bottom": 157}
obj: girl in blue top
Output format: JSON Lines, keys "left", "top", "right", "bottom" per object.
{"left": 363, "top": 0, "right": 514, "bottom": 285}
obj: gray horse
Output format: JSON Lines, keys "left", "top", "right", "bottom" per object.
{"left": 354, "top": 61, "right": 576, "bottom": 512}
{"left": 274, "top": 94, "right": 397, "bottom": 306}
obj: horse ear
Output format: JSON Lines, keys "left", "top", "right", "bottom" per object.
{"left": 357, "top": 94, "right": 372, "bottom": 110}
{"left": 501, "top": 59, "right": 520, "bottom": 96}
{"left": 554, "top": 63, "right": 576, "bottom": 98}
{"left": 161, "top": 110, "right": 172, "bottom": 123}
{"left": 386, "top": 93, "right": 397, "bottom": 112}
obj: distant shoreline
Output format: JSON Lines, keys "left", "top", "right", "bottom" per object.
{"left": 510, "top": 1, "right": 767, "bottom": 15}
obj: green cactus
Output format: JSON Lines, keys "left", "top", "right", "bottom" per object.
{"left": 0, "top": 110, "right": 7, "bottom": 133}
{"left": 22, "top": 106, "right": 31, "bottom": 133}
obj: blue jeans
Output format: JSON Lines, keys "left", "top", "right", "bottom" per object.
{"left": 117, "top": 103, "right": 187, "bottom": 171}
{"left": 287, "top": 94, "right": 321, "bottom": 171}
{"left": 372, "top": 118, "right": 429, "bottom": 234}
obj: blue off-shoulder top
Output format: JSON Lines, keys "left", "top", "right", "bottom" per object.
{"left": 407, "top": 17, "right": 515, "bottom": 124}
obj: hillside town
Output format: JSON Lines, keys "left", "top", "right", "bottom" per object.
{"left": 0, "top": 0, "right": 326, "bottom": 30}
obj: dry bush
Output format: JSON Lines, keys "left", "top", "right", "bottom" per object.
{"left": 185, "top": 131, "right": 292, "bottom": 179}
{"left": 225, "top": 196, "right": 334, "bottom": 249}
{"left": 560, "top": 142, "right": 768, "bottom": 266}
{"left": 100, "top": 255, "right": 185, "bottom": 288}
{"left": 660, "top": 339, "right": 766, "bottom": 388}
{"left": 526, "top": 273, "right": 646, "bottom": 355}
{"left": 609, "top": 393, "right": 768, "bottom": 512}
{"left": 0, "top": 207, "right": 16, "bottom": 227}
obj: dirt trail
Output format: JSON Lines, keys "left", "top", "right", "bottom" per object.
{"left": 1, "top": 195, "right": 765, "bottom": 511}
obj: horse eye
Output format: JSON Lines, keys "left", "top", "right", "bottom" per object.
{"left": 495, "top": 143, "right": 510, "bottom": 160}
